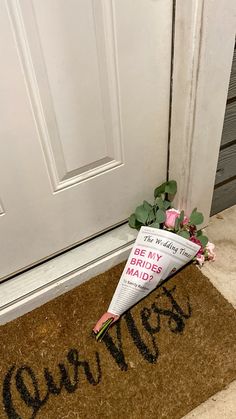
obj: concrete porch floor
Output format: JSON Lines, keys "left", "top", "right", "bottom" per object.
{"left": 183, "top": 205, "right": 236, "bottom": 419}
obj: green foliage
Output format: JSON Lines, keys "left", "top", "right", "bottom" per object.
{"left": 179, "top": 210, "right": 184, "bottom": 223}
{"left": 178, "top": 230, "right": 190, "bottom": 239}
{"left": 163, "top": 200, "right": 171, "bottom": 209}
{"left": 154, "top": 180, "right": 177, "bottom": 201}
{"left": 198, "top": 235, "right": 208, "bottom": 247}
{"left": 149, "top": 221, "right": 160, "bottom": 229}
{"left": 128, "top": 213, "right": 136, "bottom": 229}
{"left": 143, "top": 200, "right": 152, "bottom": 211}
{"left": 128, "top": 180, "right": 206, "bottom": 251}
{"left": 174, "top": 216, "right": 180, "bottom": 231}
{"left": 154, "top": 183, "right": 166, "bottom": 198}
{"left": 155, "top": 197, "right": 165, "bottom": 210}
{"left": 128, "top": 213, "right": 142, "bottom": 230}
{"left": 135, "top": 205, "right": 149, "bottom": 224}
{"left": 165, "top": 180, "right": 177, "bottom": 195}
{"left": 155, "top": 209, "right": 166, "bottom": 223}
{"left": 147, "top": 209, "right": 156, "bottom": 224}
{"left": 173, "top": 210, "right": 186, "bottom": 232}
{"left": 190, "top": 209, "right": 204, "bottom": 225}
{"left": 128, "top": 180, "right": 177, "bottom": 231}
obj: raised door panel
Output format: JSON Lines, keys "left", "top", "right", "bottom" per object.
{"left": 12, "top": 0, "right": 123, "bottom": 190}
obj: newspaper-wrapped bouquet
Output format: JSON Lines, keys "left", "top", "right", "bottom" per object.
{"left": 93, "top": 180, "right": 215, "bottom": 341}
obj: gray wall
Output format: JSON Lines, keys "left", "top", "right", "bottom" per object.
{"left": 211, "top": 44, "right": 236, "bottom": 214}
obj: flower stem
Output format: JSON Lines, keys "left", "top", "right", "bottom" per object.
{"left": 95, "top": 317, "right": 114, "bottom": 342}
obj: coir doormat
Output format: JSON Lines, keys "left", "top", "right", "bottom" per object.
{"left": 0, "top": 264, "right": 236, "bottom": 419}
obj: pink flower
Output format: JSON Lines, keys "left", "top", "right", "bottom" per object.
{"left": 206, "top": 241, "right": 216, "bottom": 261}
{"left": 165, "top": 209, "right": 189, "bottom": 229}
{"left": 196, "top": 254, "right": 205, "bottom": 266}
{"left": 183, "top": 215, "right": 189, "bottom": 225}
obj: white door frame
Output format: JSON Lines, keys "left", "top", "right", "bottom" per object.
{"left": 1, "top": 0, "right": 236, "bottom": 324}
{"left": 169, "top": 0, "right": 236, "bottom": 225}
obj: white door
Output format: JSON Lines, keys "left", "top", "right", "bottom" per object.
{"left": 0, "top": 0, "right": 172, "bottom": 280}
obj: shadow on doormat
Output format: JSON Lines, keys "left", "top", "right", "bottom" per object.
{"left": 0, "top": 263, "right": 236, "bottom": 419}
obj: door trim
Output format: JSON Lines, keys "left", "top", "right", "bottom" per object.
{"left": 169, "top": 0, "right": 236, "bottom": 224}
{"left": 0, "top": 224, "right": 136, "bottom": 324}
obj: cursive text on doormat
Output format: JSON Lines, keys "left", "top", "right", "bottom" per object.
{"left": 2, "top": 285, "right": 191, "bottom": 419}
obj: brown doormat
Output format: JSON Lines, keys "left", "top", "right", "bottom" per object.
{"left": 0, "top": 264, "right": 236, "bottom": 419}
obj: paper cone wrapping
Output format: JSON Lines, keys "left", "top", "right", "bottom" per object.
{"left": 93, "top": 226, "right": 200, "bottom": 333}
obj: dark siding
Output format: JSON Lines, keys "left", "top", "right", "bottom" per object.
{"left": 211, "top": 42, "right": 236, "bottom": 215}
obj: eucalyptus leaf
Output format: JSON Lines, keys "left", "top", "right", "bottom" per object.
{"left": 154, "top": 182, "right": 166, "bottom": 198}
{"left": 128, "top": 213, "right": 142, "bottom": 230}
{"left": 174, "top": 217, "right": 180, "bottom": 231}
{"left": 155, "top": 197, "right": 165, "bottom": 209}
{"left": 198, "top": 235, "right": 208, "bottom": 248}
{"left": 128, "top": 213, "right": 137, "bottom": 229}
{"left": 190, "top": 210, "right": 204, "bottom": 225}
{"left": 165, "top": 180, "right": 177, "bottom": 196}
{"left": 135, "top": 205, "right": 149, "bottom": 224}
{"left": 163, "top": 200, "right": 171, "bottom": 209}
{"left": 155, "top": 209, "right": 166, "bottom": 223}
{"left": 178, "top": 230, "right": 190, "bottom": 239}
{"left": 147, "top": 209, "right": 156, "bottom": 224}
{"left": 179, "top": 210, "right": 184, "bottom": 223}
{"left": 143, "top": 200, "right": 152, "bottom": 211}
{"left": 149, "top": 221, "right": 160, "bottom": 229}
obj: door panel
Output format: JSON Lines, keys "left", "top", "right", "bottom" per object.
{"left": 11, "top": 0, "right": 124, "bottom": 190}
{"left": 0, "top": 0, "right": 172, "bottom": 280}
